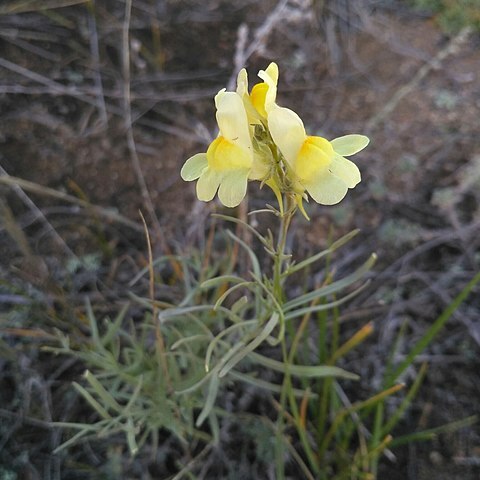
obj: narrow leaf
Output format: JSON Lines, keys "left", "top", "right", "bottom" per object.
{"left": 201, "top": 275, "right": 247, "bottom": 289}
{"left": 381, "top": 363, "right": 428, "bottom": 437}
{"left": 284, "top": 254, "right": 376, "bottom": 311}
{"left": 83, "top": 370, "right": 122, "bottom": 414}
{"left": 214, "top": 282, "right": 252, "bottom": 310}
{"left": 330, "top": 322, "right": 374, "bottom": 363}
{"left": 230, "top": 370, "right": 318, "bottom": 398}
{"left": 225, "top": 229, "right": 262, "bottom": 279}
{"left": 196, "top": 375, "right": 219, "bottom": 427}
{"left": 249, "top": 352, "right": 359, "bottom": 380}
{"left": 73, "top": 381, "right": 111, "bottom": 420}
{"left": 126, "top": 417, "right": 139, "bottom": 456}
{"left": 219, "top": 313, "right": 279, "bottom": 377}
{"left": 287, "top": 229, "right": 360, "bottom": 275}
{"left": 389, "top": 415, "right": 478, "bottom": 447}
{"left": 212, "top": 213, "right": 270, "bottom": 248}
{"left": 205, "top": 320, "right": 257, "bottom": 372}
{"left": 284, "top": 281, "right": 369, "bottom": 321}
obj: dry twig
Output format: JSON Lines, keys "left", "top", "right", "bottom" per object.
{"left": 366, "top": 27, "right": 472, "bottom": 132}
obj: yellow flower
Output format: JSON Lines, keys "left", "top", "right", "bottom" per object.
{"left": 234, "top": 68, "right": 273, "bottom": 182}
{"left": 251, "top": 62, "right": 368, "bottom": 210}
{"left": 181, "top": 61, "right": 369, "bottom": 213}
{"left": 181, "top": 65, "right": 285, "bottom": 208}
{"left": 239, "top": 62, "right": 285, "bottom": 210}
{"left": 265, "top": 97, "right": 368, "bottom": 207}
{"left": 181, "top": 89, "right": 254, "bottom": 207}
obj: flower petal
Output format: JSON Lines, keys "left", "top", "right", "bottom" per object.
{"left": 330, "top": 153, "right": 361, "bottom": 189}
{"left": 236, "top": 68, "right": 248, "bottom": 97}
{"left": 249, "top": 161, "right": 268, "bottom": 181}
{"left": 196, "top": 168, "right": 222, "bottom": 202}
{"left": 180, "top": 153, "right": 208, "bottom": 181}
{"left": 218, "top": 169, "right": 249, "bottom": 207}
{"left": 215, "top": 91, "right": 252, "bottom": 152}
{"left": 268, "top": 105, "right": 306, "bottom": 166}
{"left": 207, "top": 137, "right": 252, "bottom": 171}
{"left": 258, "top": 62, "right": 279, "bottom": 112}
{"left": 295, "top": 136, "right": 334, "bottom": 183}
{"left": 250, "top": 82, "right": 269, "bottom": 118}
{"left": 331, "top": 134, "right": 370, "bottom": 156}
{"left": 304, "top": 171, "right": 348, "bottom": 205}
{"left": 236, "top": 69, "right": 262, "bottom": 125}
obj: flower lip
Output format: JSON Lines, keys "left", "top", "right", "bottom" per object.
{"left": 181, "top": 153, "right": 207, "bottom": 181}
{"left": 331, "top": 134, "right": 370, "bottom": 156}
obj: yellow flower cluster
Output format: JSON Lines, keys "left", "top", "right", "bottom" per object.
{"left": 181, "top": 62, "right": 369, "bottom": 216}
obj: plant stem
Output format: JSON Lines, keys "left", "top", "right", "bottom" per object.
{"left": 273, "top": 194, "right": 295, "bottom": 480}
{"left": 273, "top": 195, "right": 293, "bottom": 302}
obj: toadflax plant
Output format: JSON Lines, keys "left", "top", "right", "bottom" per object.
{"left": 179, "top": 62, "right": 379, "bottom": 478}
{"left": 55, "top": 62, "right": 479, "bottom": 480}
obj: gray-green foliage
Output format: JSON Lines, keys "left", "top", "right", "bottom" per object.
{"left": 50, "top": 214, "right": 480, "bottom": 479}
{"left": 50, "top": 218, "right": 367, "bottom": 470}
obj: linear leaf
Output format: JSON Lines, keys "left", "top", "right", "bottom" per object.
{"left": 284, "top": 254, "right": 376, "bottom": 311}
{"left": 219, "top": 313, "right": 279, "bottom": 377}
{"left": 73, "top": 381, "right": 111, "bottom": 420}
{"left": 287, "top": 229, "right": 360, "bottom": 275}
{"left": 83, "top": 370, "right": 122, "bottom": 414}
{"left": 389, "top": 415, "right": 478, "bottom": 447}
{"left": 214, "top": 282, "right": 252, "bottom": 310}
{"left": 380, "top": 363, "right": 428, "bottom": 437}
{"left": 284, "top": 281, "right": 369, "bottom": 321}
{"left": 196, "top": 375, "right": 219, "bottom": 427}
{"left": 230, "top": 370, "right": 318, "bottom": 398}
{"left": 212, "top": 213, "right": 270, "bottom": 248}
{"left": 205, "top": 320, "right": 257, "bottom": 372}
{"left": 249, "top": 352, "right": 359, "bottom": 380}
{"left": 201, "top": 275, "right": 247, "bottom": 289}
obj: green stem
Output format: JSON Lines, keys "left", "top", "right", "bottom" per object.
{"left": 273, "top": 196, "right": 293, "bottom": 302}
{"left": 274, "top": 195, "right": 325, "bottom": 476}
{"left": 273, "top": 194, "right": 295, "bottom": 480}
{"left": 275, "top": 339, "right": 289, "bottom": 480}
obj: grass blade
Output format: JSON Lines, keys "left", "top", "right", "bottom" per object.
{"left": 386, "top": 270, "right": 480, "bottom": 386}
{"left": 389, "top": 415, "right": 478, "bottom": 447}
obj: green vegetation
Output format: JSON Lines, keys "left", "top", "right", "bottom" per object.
{"left": 49, "top": 216, "right": 480, "bottom": 478}
{"left": 413, "top": 0, "right": 480, "bottom": 33}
